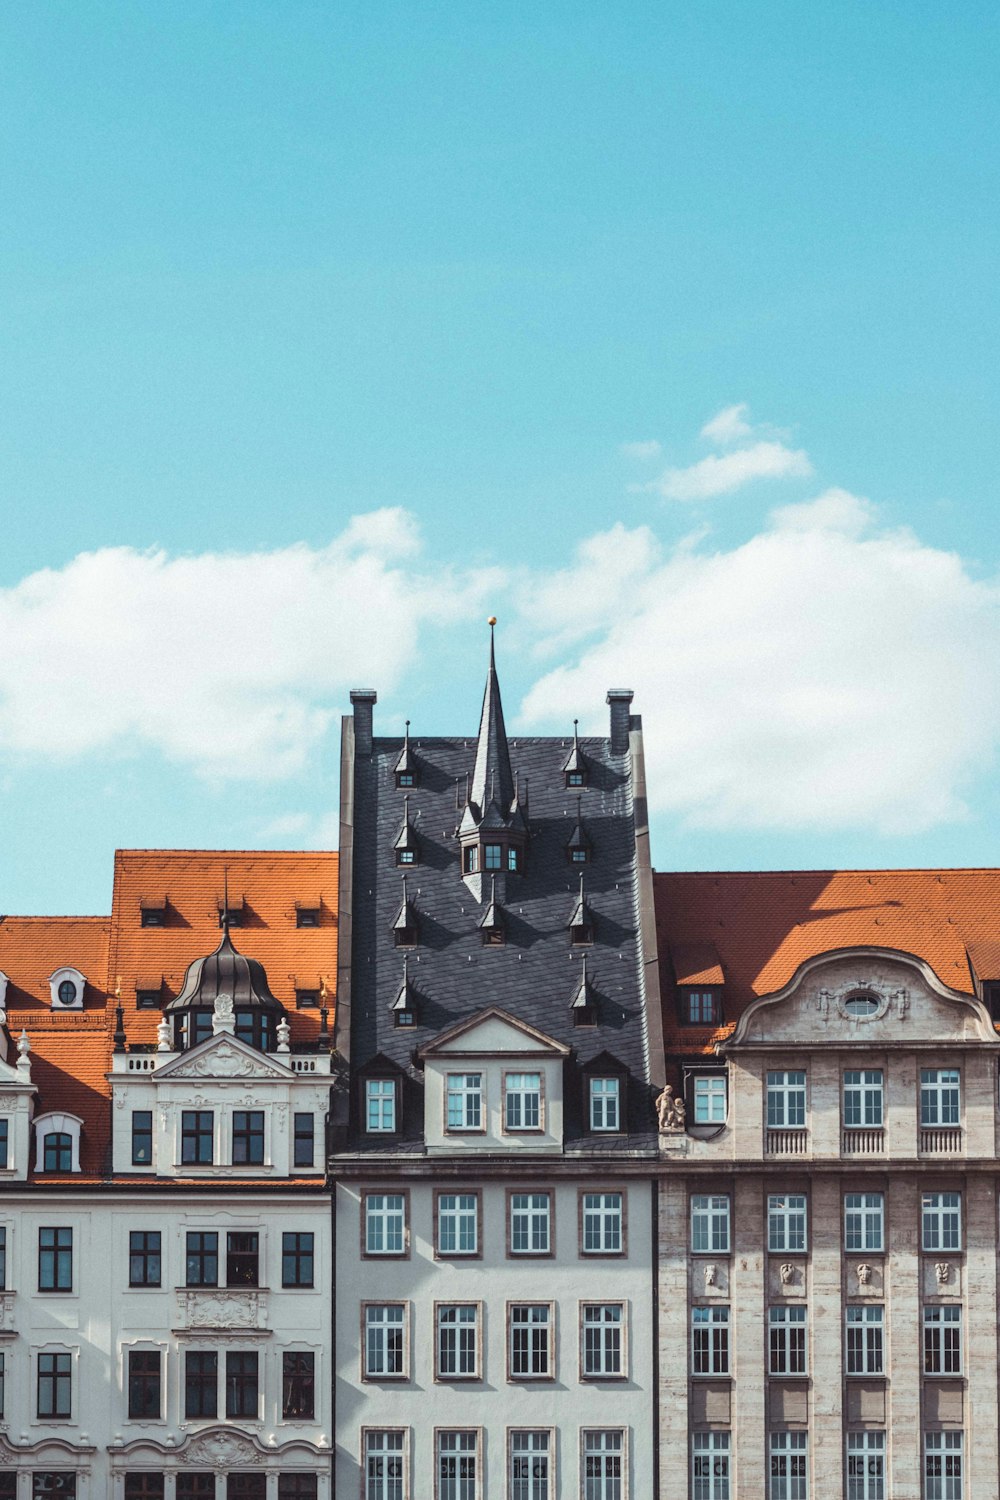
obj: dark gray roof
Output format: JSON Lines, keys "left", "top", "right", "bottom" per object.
{"left": 166, "top": 928, "right": 281, "bottom": 1012}
{"left": 468, "top": 627, "right": 516, "bottom": 822}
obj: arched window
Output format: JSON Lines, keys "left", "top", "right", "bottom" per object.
{"left": 33, "top": 1112, "right": 83, "bottom": 1175}
{"left": 43, "top": 1132, "right": 73, "bottom": 1172}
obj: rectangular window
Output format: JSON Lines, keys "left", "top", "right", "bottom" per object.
{"left": 685, "top": 991, "right": 720, "bottom": 1025}
{"left": 921, "top": 1068, "right": 961, "bottom": 1127}
{"left": 505, "top": 1074, "right": 542, "bottom": 1131}
{"left": 364, "top": 1430, "right": 405, "bottom": 1500}
{"left": 127, "top": 1348, "right": 162, "bottom": 1419}
{"left": 437, "top": 1303, "right": 479, "bottom": 1379}
{"left": 293, "top": 1113, "right": 315, "bottom": 1168}
{"left": 226, "top": 1231, "right": 259, "bottom": 1287}
{"left": 228, "top": 1479, "right": 265, "bottom": 1500}
{"left": 129, "top": 1230, "right": 162, "bottom": 1288}
{"left": 484, "top": 843, "right": 502, "bottom": 871}
{"left": 767, "top": 1071, "right": 806, "bottom": 1128}
{"left": 437, "top": 1431, "right": 478, "bottom": 1500}
{"left": 510, "top": 1192, "right": 551, "bottom": 1255}
{"left": 844, "top": 1192, "right": 884, "bottom": 1252}
{"left": 38, "top": 1227, "right": 73, "bottom": 1292}
{"left": 510, "top": 1430, "right": 550, "bottom": 1500}
{"left": 365, "top": 1304, "right": 406, "bottom": 1379}
{"left": 769, "top": 1305, "right": 807, "bottom": 1375}
{"left": 282, "top": 1231, "right": 314, "bottom": 1288}
{"left": 282, "top": 1349, "right": 315, "bottom": 1419}
{"left": 691, "top": 1304, "right": 730, "bottom": 1375}
{"left": 125, "top": 1479, "right": 165, "bottom": 1500}
{"left": 924, "top": 1305, "right": 963, "bottom": 1375}
{"left": 582, "top": 1303, "right": 623, "bottom": 1377}
{"left": 846, "top": 1430, "right": 884, "bottom": 1500}
{"left": 130, "top": 1110, "right": 153, "bottom": 1167}
{"left": 768, "top": 1194, "right": 807, "bottom": 1253}
{"left": 693, "top": 1431, "right": 731, "bottom": 1500}
{"left": 186, "top": 1231, "right": 219, "bottom": 1287}
{"left": 225, "top": 1350, "right": 259, "bottom": 1418}
{"left": 846, "top": 1304, "right": 884, "bottom": 1375}
{"left": 0, "top": 1226, "right": 7, "bottom": 1290}
{"left": 843, "top": 1070, "right": 883, "bottom": 1127}
{"left": 37, "top": 1351, "right": 72, "bottom": 1418}
{"left": 582, "top": 1192, "right": 623, "bottom": 1255}
{"left": 437, "top": 1193, "right": 479, "bottom": 1256}
{"left": 0, "top": 1119, "right": 9, "bottom": 1170}
{"left": 583, "top": 1430, "right": 623, "bottom": 1500}
{"left": 278, "top": 1482, "right": 318, "bottom": 1500}
{"left": 693, "top": 1075, "right": 727, "bottom": 1124}
{"left": 185, "top": 1350, "right": 218, "bottom": 1418}
{"left": 691, "top": 1194, "right": 731, "bottom": 1254}
{"left": 589, "top": 1078, "right": 621, "bottom": 1132}
{"left": 181, "top": 1110, "right": 214, "bottom": 1165}
{"left": 770, "top": 1432, "right": 808, "bottom": 1500}
{"left": 0, "top": 1351, "right": 4, "bottom": 1418}
{"left": 509, "top": 1303, "right": 552, "bottom": 1380}
{"left": 366, "top": 1080, "right": 397, "bottom": 1133}
{"left": 446, "top": 1074, "right": 483, "bottom": 1131}
{"left": 922, "top": 1192, "right": 962, "bottom": 1251}
{"left": 232, "top": 1111, "right": 265, "bottom": 1166}
{"left": 365, "top": 1194, "right": 406, "bottom": 1256}
{"left": 924, "top": 1432, "right": 963, "bottom": 1500}
{"left": 177, "top": 1479, "right": 216, "bottom": 1500}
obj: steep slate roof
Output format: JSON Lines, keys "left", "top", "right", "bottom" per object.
{"left": 655, "top": 868, "right": 1000, "bottom": 1054}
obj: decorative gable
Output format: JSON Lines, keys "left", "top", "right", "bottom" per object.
{"left": 420, "top": 1007, "right": 570, "bottom": 1059}
{"left": 153, "top": 1033, "right": 295, "bottom": 1083}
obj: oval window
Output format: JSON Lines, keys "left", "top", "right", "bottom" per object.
{"left": 844, "top": 993, "right": 879, "bottom": 1017}
{"left": 57, "top": 979, "right": 78, "bottom": 1005}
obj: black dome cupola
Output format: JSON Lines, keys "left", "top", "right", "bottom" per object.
{"left": 166, "top": 911, "right": 283, "bottom": 1052}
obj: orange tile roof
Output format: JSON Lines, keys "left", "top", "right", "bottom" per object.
{"left": 655, "top": 868, "right": 1000, "bottom": 1055}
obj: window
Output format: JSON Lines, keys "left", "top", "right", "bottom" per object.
{"left": 296, "top": 907, "right": 320, "bottom": 928}
{"left": 844, "top": 1192, "right": 884, "bottom": 1252}
{"left": 365, "top": 1194, "right": 406, "bottom": 1256}
{"left": 589, "top": 1078, "right": 621, "bottom": 1132}
{"left": 767, "top": 1071, "right": 806, "bottom": 1128}
{"left": 38, "top": 1227, "right": 73, "bottom": 1291}
{"left": 225, "top": 1350, "right": 259, "bottom": 1418}
{"left": 131, "top": 1111, "right": 153, "bottom": 1166}
{"left": 127, "top": 1349, "right": 162, "bottom": 1419}
{"left": 582, "top": 1303, "right": 623, "bottom": 1377}
{"left": 507, "top": 845, "right": 520, "bottom": 873}
{"left": 510, "top": 1430, "right": 550, "bottom": 1500}
{"left": 504, "top": 1074, "right": 541, "bottom": 1131}
{"left": 129, "top": 1230, "right": 161, "bottom": 1288}
{"left": 437, "top": 1303, "right": 479, "bottom": 1379}
{"left": 510, "top": 1192, "right": 551, "bottom": 1255}
{"left": 32, "top": 1480, "right": 77, "bottom": 1500}
{"left": 843, "top": 1070, "right": 883, "bottom": 1127}
{"left": 185, "top": 1350, "right": 218, "bottom": 1418}
{"left": 186, "top": 1231, "right": 219, "bottom": 1286}
{"left": 581, "top": 1192, "right": 623, "bottom": 1255}
{"left": 485, "top": 843, "right": 502, "bottom": 871}
{"left": 37, "top": 1351, "right": 72, "bottom": 1418}
{"left": 691, "top": 1305, "right": 730, "bottom": 1375}
{"left": 693, "top": 1432, "right": 731, "bottom": 1500}
{"left": 226, "top": 1232, "right": 259, "bottom": 1287}
{"left": 282, "top": 1350, "right": 315, "bottom": 1418}
{"left": 295, "top": 988, "right": 320, "bottom": 1008}
{"left": 125, "top": 1481, "right": 164, "bottom": 1500}
{"left": 366, "top": 1079, "right": 397, "bottom": 1134}
{"left": 924, "top": 1432, "right": 964, "bottom": 1499}
{"left": 235, "top": 1011, "right": 273, "bottom": 1051}
{"left": 768, "top": 1194, "right": 807, "bottom": 1253}
{"left": 282, "top": 1231, "right": 314, "bottom": 1287}
{"left": 0, "top": 1226, "right": 7, "bottom": 1289}
{"left": 43, "top": 1132, "right": 72, "bottom": 1172}
{"left": 228, "top": 1479, "right": 265, "bottom": 1500}
{"left": 437, "top": 1431, "right": 478, "bottom": 1500}
{"left": 141, "top": 909, "right": 165, "bottom": 928}
{"left": 922, "top": 1192, "right": 962, "bottom": 1251}
{"left": 57, "top": 980, "right": 77, "bottom": 1005}
{"left": 366, "top": 1304, "right": 406, "bottom": 1379}
{"left": 279, "top": 1482, "right": 318, "bottom": 1500}
{"left": 181, "top": 1110, "right": 214, "bottom": 1165}
{"left": 364, "top": 1430, "right": 405, "bottom": 1500}
{"left": 921, "top": 1068, "right": 961, "bottom": 1126}
{"left": 136, "top": 989, "right": 162, "bottom": 1008}
{"left": 691, "top": 1195, "right": 730, "bottom": 1254}
{"left": 177, "top": 1479, "right": 215, "bottom": 1500}
{"left": 684, "top": 991, "right": 720, "bottom": 1025}
{"left": 0, "top": 1119, "right": 8, "bottom": 1169}
{"left": 293, "top": 1113, "right": 315, "bottom": 1168}
{"left": 446, "top": 1074, "right": 483, "bottom": 1131}
{"left": 924, "top": 1305, "right": 962, "bottom": 1374}
{"left": 769, "top": 1305, "right": 807, "bottom": 1375}
{"left": 770, "top": 1432, "right": 808, "bottom": 1500}
{"left": 437, "top": 1193, "right": 479, "bottom": 1256}
{"left": 846, "top": 1431, "right": 884, "bottom": 1500}
{"left": 509, "top": 1303, "right": 552, "bottom": 1379}
{"left": 463, "top": 845, "right": 480, "bottom": 875}
{"left": 692, "top": 1075, "right": 727, "bottom": 1124}
{"left": 583, "top": 1431, "right": 623, "bottom": 1500}
{"left": 232, "top": 1111, "right": 265, "bottom": 1166}
{"left": 844, "top": 992, "right": 880, "bottom": 1018}
{"left": 397, "top": 848, "right": 416, "bottom": 867}
{"left": 846, "top": 1305, "right": 884, "bottom": 1375}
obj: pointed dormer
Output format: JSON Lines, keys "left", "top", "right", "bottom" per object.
{"left": 390, "top": 955, "right": 418, "bottom": 1028}
{"left": 570, "top": 954, "right": 598, "bottom": 1027}
{"left": 562, "top": 719, "right": 588, "bottom": 788}
{"left": 392, "top": 875, "right": 418, "bottom": 948}
{"left": 394, "top": 795, "right": 419, "bottom": 866}
{"left": 479, "top": 877, "right": 506, "bottom": 947}
{"left": 568, "top": 875, "right": 594, "bottom": 946}
{"left": 459, "top": 620, "right": 529, "bottom": 895}
{"left": 566, "top": 796, "right": 592, "bottom": 865}
{"left": 394, "top": 720, "right": 419, "bottom": 788}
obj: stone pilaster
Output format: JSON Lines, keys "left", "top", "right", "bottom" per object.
{"left": 887, "top": 1175, "right": 921, "bottom": 1495}
{"left": 810, "top": 1175, "right": 844, "bottom": 1498}
{"left": 965, "top": 1175, "right": 999, "bottom": 1499}
{"left": 658, "top": 1174, "right": 690, "bottom": 1488}
{"left": 731, "top": 1173, "right": 767, "bottom": 1492}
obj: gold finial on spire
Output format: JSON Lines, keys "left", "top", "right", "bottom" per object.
{"left": 488, "top": 615, "right": 497, "bottom": 627}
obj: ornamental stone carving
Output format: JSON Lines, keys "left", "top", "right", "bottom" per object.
{"left": 655, "top": 1084, "right": 686, "bottom": 1132}
{"left": 185, "top": 1043, "right": 262, "bottom": 1080}
{"left": 856, "top": 1263, "right": 872, "bottom": 1286}
{"left": 179, "top": 1289, "right": 267, "bottom": 1331}
{"left": 779, "top": 1262, "right": 795, "bottom": 1286}
{"left": 704, "top": 1263, "right": 717, "bottom": 1287}
{"left": 187, "top": 1430, "right": 264, "bottom": 1468}
{"left": 935, "top": 1261, "right": 951, "bottom": 1285}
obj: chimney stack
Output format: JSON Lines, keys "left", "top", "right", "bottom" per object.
{"left": 350, "top": 690, "right": 377, "bottom": 757}
{"left": 606, "top": 690, "right": 634, "bottom": 755}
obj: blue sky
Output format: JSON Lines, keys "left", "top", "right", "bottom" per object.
{"left": 2, "top": 2, "right": 1000, "bottom": 914}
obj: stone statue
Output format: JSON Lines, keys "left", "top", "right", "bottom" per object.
{"left": 656, "top": 1084, "right": 686, "bottom": 1132}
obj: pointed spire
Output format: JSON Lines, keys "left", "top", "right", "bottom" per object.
{"left": 469, "top": 618, "right": 516, "bottom": 820}
{"left": 566, "top": 796, "right": 592, "bottom": 864}
{"left": 569, "top": 954, "right": 595, "bottom": 1011}
{"left": 480, "top": 876, "right": 506, "bottom": 941}
{"left": 563, "top": 718, "right": 587, "bottom": 782}
{"left": 390, "top": 955, "right": 417, "bottom": 1023}
{"left": 568, "top": 874, "right": 592, "bottom": 940}
{"left": 113, "top": 1004, "right": 127, "bottom": 1054}
{"left": 221, "top": 867, "right": 231, "bottom": 935}
{"left": 393, "top": 795, "right": 419, "bottom": 864}
{"left": 392, "top": 875, "right": 418, "bottom": 945}
{"left": 394, "top": 719, "right": 418, "bottom": 785}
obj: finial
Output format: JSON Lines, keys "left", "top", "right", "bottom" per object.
{"left": 488, "top": 616, "right": 497, "bottom": 627}
{"left": 221, "top": 867, "right": 230, "bottom": 934}
{"left": 113, "top": 1004, "right": 127, "bottom": 1054}
{"left": 573, "top": 718, "right": 579, "bottom": 744}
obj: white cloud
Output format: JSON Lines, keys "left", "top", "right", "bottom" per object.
{"left": 620, "top": 440, "right": 663, "bottom": 461}
{"left": 651, "top": 440, "right": 813, "bottom": 501}
{"left": 518, "top": 491, "right": 1000, "bottom": 834}
{"left": 700, "top": 403, "right": 753, "bottom": 446}
{"left": 0, "top": 509, "right": 484, "bottom": 780}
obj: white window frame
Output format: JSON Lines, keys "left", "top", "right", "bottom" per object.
{"left": 581, "top": 1303, "right": 624, "bottom": 1378}
{"left": 691, "top": 1304, "right": 730, "bottom": 1375}
{"left": 581, "top": 1192, "right": 623, "bottom": 1255}
{"left": 920, "top": 1068, "right": 961, "bottom": 1127}
{"left": 363, "top": 1427, "right": 407, "bottom": 1500}
{"left": 843, "top": 1069, "right": 883, "bottom": 1128}
{"left": 693, "top": 1075, "right": 727, "bottom": 1124}
{"left": 766, "top": 1070, "right": 806, "bottom": 1129}
{"left": 924, "top": 1431, "right": 963, "bottom": 1500}
{"left": 36, "top": 1342, "right": 75, "bottom": 1421}
{"left": 509, "top": 1192, "right": 551, "bottom": 1256}
{"left": 691, "top": 1194, "right": 730, "bottom": 1254}
{"left": 504, "top": 1073, "right": 542, "bottom": 1132}
{"left": 436, "top": 1429, "right": 480, "bottom": 1500}
{"left": 581, "top": 1429, "right": 625, "bottom": 1500}
{"left": 437, "top": 1193, "right": 479, "bottom": 1257}
{"left": 847, "top": 1430, "right": 884, "bottom": 1500}
{"left": 48, "top": 966, "right": 85, "bottom": 1011}
{"left": 589, "top": 1077, "right": 621, "bottom": 1132}
{"left": 845, "top": 1304, "right": 884, "bottom": 1375}
{"left": 693, "top": 1431, "right": 731, "bottom": 1500}
{"left": 768, "top": 1305, "right": 807, "bottom": 1375}
{"left": 923, "top": 1305, "right": 962, "bottom": 1375}
{"left": 844, "top": 1192, "right": 884, "bottom": 1252}
{"left": 364, "top": 1303, "right": 407, "bottom": 1380}
{"left": 509, "top": 1428, "right": 552, "bottom": 1500}
{"left": 364, "top": 1193, "right": 407, "bottom": 1256}
{"left": 366, "top": 1079, "right": 397, "bottom": 1134}
{"left": 33, "top": 1113, "right": 83, "bottom": 1175}
{"left": 446, "top": 1074, "right": 483, "bottom": 1132}
{"left": 922, "top": 1192, "right": 962, "bottom": 1251}
{"left": 436, "top": 1303, "right": 480, "bottom": 1381}
{"left": 508, "top": 1302, "right": 553, "bottom": 1381}
{"left": 768, "top": 1194, "right": 807, "bottom": 1253}
{"left": 770, "top": 1431, "right": 808, "bottom": 1500}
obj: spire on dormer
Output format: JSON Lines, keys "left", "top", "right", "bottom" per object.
{"left": 394, "top": 795, "right": 419, "bottom": 866}
{"left": 479, "top": 876, "right": 506, "bottom": 945}
{"left": 568, "top": 874, "right": 594, "bottom": 944}
{"left": 468, "top": 619, "right": 516, "bottom": 823}
{"left": 569, "top": 954, "right": 596, "bottom": 1012}
{"left": 390, "top": 955, "right": 418, "bottom": 1027}
{"left": 394, "top": 720, "right": 419, "bottom": 787}
{"left": 566, "top": 796, "right": 592, "bottom": 865}
{"left": 392, "top": 875, "right": 418, "bottom": 947}
{"left": 562, "top": 719, "right": 588, "bottom": 787}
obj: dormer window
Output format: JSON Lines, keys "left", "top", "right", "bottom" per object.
{"left": 568, "top": 876, "right": 593, "bottom": 946}
{"left": 566, "top": 799, "right": 591, "bottom": 866}
{"left": 463, "top": 846, "right": 480, "bottom": 875}
{"left": 394, "top": 720, "right": 419, "bottom": 788}
{"left": 570, "top": 955, "right": 597, "bottom": 1026}
{"left": 48, "top": 967, "right": 85, "bottom": 1011}
{"left": 44, "top": 1132, "right": 72, "bottom": 1171}
{"left": 482, "top": 926, "right": 505, "bottom": 947}
{"left": 394, "top": 796, "right": 419, "bottom": 867}
{"left": 391, "top": 959, "right": 418, "bottom": 1028}
{"left": 484, "top": 843, "right": 502, "bottom": 871}
{"left": 394, "top": 923, "right": 417, "bottom": 948}
{"left": 392, "top": 877, "right": 418, "bottom": 948}
{"left": 563, "top": 719, "right": 589, "bottom": 789}
{"left": 136, "top": 989, "right": 162, "bottom": 1010}
{"left": 140, "top": 896, "right": 167, "bottom": 927}
{"left": 480, "top": 878, "right": 506, "bottom": 947}
{"left": 681, "top": 990, "right": 722, "bottom": 1026}
{"left": 295, "top": 989, "right": 320, "bottom": 1009}
{"left": 295, "top": 903, "right": 320, "bottom": 929}
{"left": 218, "top": 905, "right": 243, "bottom": 929}
{"left": 34, "top": 1113, "right": 83, "bottom": 1175}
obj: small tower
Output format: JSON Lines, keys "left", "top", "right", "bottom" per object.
{"left": 458, "top": 620, "right": 529, "bottom": 901}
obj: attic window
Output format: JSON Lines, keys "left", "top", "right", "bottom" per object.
{"left": 218, "top": 907, "right": 244, "bottom": 929}
{"left": 571, "top": 920, "right": 593, "bottom": 947}
{"left": 681, "top": 990, "right": 721, "bottom": 1026}
{"left": 395, "top": 1009, "right": 415, "bottom": 1028}
{"left": 139, "top": 897, "right": 167, "bottom": 927}
{"left": 573, "top": 1002, "right": 597, "bottom": 1028}
{"left": 482, "top": 925, "right": 505, "bottom": 947}
{"left": 295, "top": 989, "right": 320, "bottom": 1009}
{"left": 48, "top": 968, "right": 85, "bottom": 1011}
{"left": 463, "top": 846, "right": 480, "bottom": 875}
{"left": 136, "top": 990, "right": 162, "bottom": 1010}
{"left": 567, "top": 770, "right": 586, "bottom": 787}
{"left": 984, "top": 983, "right": 1000, "bottom": 1023}
{"left": 296, "top": 906, "right": 320, "bottom": 929}
{"left": 563, "top": 720, "right": 588, "bottom": 789}
{"left": 394, "top": 720, "right": 419, "bottom": 788}
{"left": 394, "top": 923, "right": 417, "bottom": 949}
{"left": 844, "top": 992, "right": 879, "bottom": 1018}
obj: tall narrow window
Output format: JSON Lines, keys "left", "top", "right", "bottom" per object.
{"left": 37, "top": 1352, "right": 72, "bottom": 1418}
{"left": 693, "top": 1075, "right": 727, "bottom": 1124}
{"left": 509, "top": 1303, "right": 552, "bottom": 1380}
{"left": 504, "top": 1074, "right": 541, "bottom": 1131}
{"left": 446, "top": 1074, "right": 483, "bottom": 1131}
{"left": 129, "top": 1230, "right": 162, "bottom": 1288}
{"left": 581, "top": 1192, "right": 623, "bottom": 1254}
{"left": 509, "top": 1193, "right": 550, "bottom": 1255}
{"left": 437, "top": 1431, "right": 478, "bottom": 1500}
{"left": 226, "top": 1232, "right": 259, "bottom": 1287}
{"left": 691, "top": 1195, "right": 730, "bottom": 1253}
{"left": 768, "top": 1306, "right": 807, "bottom": 1375}
{"left": 364, "top": 1430, "right": 405, "bottom": 1500}
{"left": 282, "top": 1231, "right": 314, "bottom": 1288}
{"left": 0, "top": 1351, "right": 4, "bottom": 1420}
{"left": 293, "top": 1113, "right": 315, "bottom": 1168}
{"left": 589, "top": 1078, "right": 621, "bottom": 1132}
{"left": 177, "top": 1478, "right": 216, "bottom": 1500}
{"left": 43, "top": 1133, "right": 72, "bottom": 1172}
{"left": 924, "top": 1432, "right": 963, "bottom": 1500}
{"left": 181, "top": 1110, "right": 214, "bottom": 1165}
{"left": 583, "top": 1431, "right": 623, "bottom": 1500}
{"left": 185, "top": 1231, "right": 218, "bottom": 1287}
{"left": 843, "top": 1070, "right": 883, "bottom": 1127}
{"left": 437, "top": 1303, "right": 479, "bottom": 1379}
{"left": 365, "top": 1304, "right": 406, "bottom": 1379}
{"left": 582, "top": 1303, "right": 623, "bottom": 1377}
{"left": 766, "top": 1071, "right": 806, "bottom": 1128}
{"left": 769, "top": 1432, "right": 808, "bottom": 1500}
{"left": 768, "top": 1194, "right": 807, "bottom": 1253}
{"left": 225, "top": 1350, "right": 258, "bottom": 1418}
{"left": 509, "top": 1430, "right": 550, "bottom": 1500}
{"left": 131, "top": 1111, "right": 153, "bottom": 1167}
{"left": 924, "top": 1305, "right": 962, "bottom": 1374}
{"left": 0, "top": 1120, "right": 8, "bottom": 1170}
{"left": 184, "top": 1350, "right": 218, "bottom": 1419}
{"left": 38, "top": 1227, "right": 73, "bottom": 1292}
{"left": 0, "top": 1227, "right": 7, "bottom": 1290}
{"left": 125, "top": 1479, "right": 165, "bottom": 1500}
{"left": 366, "top": 1080, "right": 397, "bottom": 1134}
{"left": 232, "top": 1111, "right": 265, "bottom": 1165}
{"left": 365, "top": 1194, "right": 406, "bottom": 1256}
{"left": 691, "top": 1305, "right": 730, "bottom": 1375}
{"left": 845, "top": 1304, "right": 883, "bottom": 1375}
{"left": 922, "top": 1192, "right": 962, "bottom": 1251}
{"left": 693, "top": 1432, "right": 731, "bottom": 1500}
{"left": 281, "top": 1350, "right": 315, "bottom": 1418}
{"left": 127, "top": 1349, "right": 162, "bottom": 1419}
{"left": 846, "top": 1431, "right": 884, "bottom": 1500}
{"left": 437, "top": 1193, "right": 479, "bottom": 1256}
{"left": 920, "top": 1069, "right": 961, "bottom": 1126}
{"left": 684, "top": 991, "right": 720, "bottom": 1025}
{"left": 844, "top": 1192, "right": 884, "bottom": 1252}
